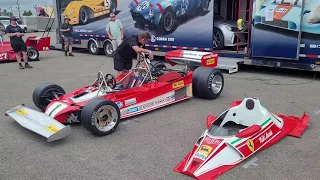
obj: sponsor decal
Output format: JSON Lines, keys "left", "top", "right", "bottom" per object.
{"left": 151, "top": 36, "right": 175, "bottom": 42}
{"left": 204, "top": 136, "right": 221, "bottom": 144}
{"left": 172, "top": 80, "right": 184, "bottom": 89}
{"left": 136, "top": 1, "right": 150, "bottom": 11}
{"left": 195, "top": 145, "right": 212, "bottom": 160}
{"left": 16, "top": 109, "right": 28, "bottom": 116}
{"left": 246, "top": 139, "right": 254, "bottom": 152}
{"left": 116, "top": 102, "right": 123, "bottom": 108}
{"left": 128, "top": 107, "right": 139, "bottom": 113}
{"left": 259, "top": 130, "right": 273, "bottom": 143}
{"left": 125, "top": 98, "right": 137, "bottom": 106}
{"left": 139, "top": 101, "right": 154, "bottom": 110}
{"left": 46, "top": 125, "right": 60, "bottom": 133}
{"left": 206, "top": 59, "right": 215, "bottom": 65}
{"left": 276, "top": 8, "right": 287, "bottom": 13}
{"left": 0, "top": 53, "right": 8, "bottom": 60}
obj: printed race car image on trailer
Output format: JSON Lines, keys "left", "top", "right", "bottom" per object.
{"left": 254, "top": 0, "right": 320, "bottom": 34}
{"left": 174, "top": 97, "right": 310, "bottom": 180}
{"left": 5, "top": 51, "right": 224, "bottom": 142}
{"left": 128, "top": 0, "right": 211, "bottom": 33}
{"left": 64, "top": 0, "right": 118, "bottom": 25}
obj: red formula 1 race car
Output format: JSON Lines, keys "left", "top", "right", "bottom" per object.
{"left": 0, "top": 36, "right": 50, "bottom": 62}
{"left": 5, "top": 50, "right": 224, "bottom": 142}
{"left": 174, "top": 97, "right": 310, "bottom": 180}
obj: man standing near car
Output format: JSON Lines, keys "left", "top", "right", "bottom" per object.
{"left": 113, "top": 31, "right": 153, "bottom": 76}
{"left": 106, "top": 13, "right": 124, "bottom": 53}
{"left": 60, "top": 17, "right": 74, "bottom": 56}
{"left": 5, "top": 16, "right": 33, "bottom": 69}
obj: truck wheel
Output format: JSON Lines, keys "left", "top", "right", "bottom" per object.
{"left": 27, "top": 47, "right": 39, "bottom": 61}
{"left": 33, "top": 83, "right": 66, "bottom": 111}
{"left": 213, "top": 28, "right": 224, "bottom": 50}
{"left": 81, "top": 98, "right": 120, "bottom": 136}
{"left": 192, "top": 67, "right": 224, "bottom": 99}
{"left": 158, "top": 8, "right": 175, "bottom": 33}
{"left": 88, "top": 40, "right": 101, "bottom": 55}
{"left": 79, "top": 7, "right": 89, "bottom": 24}
{"left": 104, "top": 41, "right": 114, "bottom": 57}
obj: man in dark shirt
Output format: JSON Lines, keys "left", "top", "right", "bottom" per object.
{"left": 5, "top": 16, "right": 33, "bottom": 69}
{"left": 113, "top": 31, "right": 153, "bottom": 76}
{"left": 60, "top": 17, "right": 74, "bottom": 56}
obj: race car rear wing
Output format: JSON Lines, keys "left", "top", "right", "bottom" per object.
{"left": 165, "top": 50, "right": 218, "bottom": 69}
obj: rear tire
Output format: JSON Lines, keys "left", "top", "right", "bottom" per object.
{"left": 27, "top": 47, "right": 39, "bottom": 61}
{"left": 81, "top": 98, "right": 120, "bottom": 136}
{"left": 33, "top": 83, "right": 66, "bottom": 111}
{"left": 192, "top": 67, "right": 224, "bottom": 99}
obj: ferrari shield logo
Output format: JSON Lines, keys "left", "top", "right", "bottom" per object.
{"left": 246, "top": 140, "right": 254, "bottom": 152}
{"left": 206, "top": 59, "right": 215, "bottom": 65}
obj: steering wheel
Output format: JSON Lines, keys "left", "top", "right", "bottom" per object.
{"left": 105, "top": 74, "right": 117, "bottom": 89}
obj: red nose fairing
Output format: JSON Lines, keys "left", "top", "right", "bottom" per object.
{"left": 174, "top": 98, "right": 309, "bottom": 180}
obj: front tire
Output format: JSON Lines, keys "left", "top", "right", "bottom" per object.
{"left": 23, "top": 27, "right": 27, "bottom": 33}
{"left": 79, "top": 7, "right": 89, "bottom": 24}
{"left": 192, "top": 67, "right": 224, "bottom": 99}
{"left": 88, "top": 40, "right": 101, "bottom": 55}
{"left": 158, "top": 8, "right": 175, "bottom": 33}
{"left": 213, "top": 28, "right": 224, "bottom": 50}
{"left": 27, "top": 47, "right": 39, "bottom": 61}
{"left": 33, "top": 83, "right": 66, "bottom": 111}
{"left": 81, "top": 98, "right": 120, "bottom": 136}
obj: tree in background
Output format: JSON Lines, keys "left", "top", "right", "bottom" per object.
{"left": 22, "top": 10, "right": 33, "bottom": 16}
{"left": 0, "top": 9, "right": 13, "bottom": 16}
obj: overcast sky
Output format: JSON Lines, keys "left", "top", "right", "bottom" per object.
{"left": 0, "top": 0, "right": 53, "bottom": 16}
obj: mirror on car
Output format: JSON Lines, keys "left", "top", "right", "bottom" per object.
{"left": 206, "top": 115, "right": 216, "bottom": 128}
{"left": 236, "top": 125, "right": 262, "bottom": 138}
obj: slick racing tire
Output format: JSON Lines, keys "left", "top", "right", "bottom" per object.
{"left": 27, "top": 47, "right": 39, "bottom": 61}
{"left": 79, "top": 7, "right": 89, "bottom": 25}
{"left": 192, "top": 67, "right": 224, "bottom": 99}
{"left": 33, "top": 83, "right": 66, "bottom": 111}
{"left": 81, "top": 98, "right": 120, "bottom": 136}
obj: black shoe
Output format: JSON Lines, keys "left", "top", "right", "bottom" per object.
{"left": 19, "top": 63, "right": 24, "bottom": 69}
{"left": 69, "top": 53, "right": 74, "bottom": 56}
{"left": 25, "top": 63, "right": 33, "bottom": 68}
{"left": 65, "top": 51, "right": 67, "bottom": 56}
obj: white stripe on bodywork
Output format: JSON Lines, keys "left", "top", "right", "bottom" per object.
{"left": 45, "top": 102, "right": 68, "bottom": 118}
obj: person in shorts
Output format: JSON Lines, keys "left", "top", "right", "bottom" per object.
{"left": 60, "top": 17, "right": 74, "bottom": 56}
{"left": 5, "top": 16, "right": 33, "bottom": 69}
{"left": 106, "top": 13, "right": 124, "bottom": 53}
{"left": 113, "top": 31, "right": 153, "bottom": 76}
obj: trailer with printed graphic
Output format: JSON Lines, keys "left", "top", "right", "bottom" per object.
{"left": 52, "top": 0, "right": 320, "bottom": 72}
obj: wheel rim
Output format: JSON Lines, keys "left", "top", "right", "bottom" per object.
{"left": 105, "top": 43, "right": 113, "bottom": 55}
{"left": 90, "top": 42, "right": 97, "bottom": 53}
{"left": 213, "top": 31, "right": 221, "bottom": 48}
{"left": 164, "top": 12, "right": 174, "bottom": 31}
{"left": 40, "top": 88, "right": 64, "bottom": 110}
{"left": 211, "top": 75, "right": 223, "bottom": 94}
{"left": 94, "top": 105, "right": 118, "bottom": 132}
{"left": 81, "top": 9, "right": 87, "bottom": 23}
{"left": 28, "top": 50, "right": 37, "bottom": 59}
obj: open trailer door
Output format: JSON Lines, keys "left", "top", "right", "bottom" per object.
{"left": 251, "top": 0, "right": 305, "bottom": 60}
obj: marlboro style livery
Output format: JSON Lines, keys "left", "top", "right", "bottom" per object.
{"left": 174, "top": 97, "right": 309, "bottom": 180}
{"left": 5, "top": 50, "right": 224, "bottom": 142}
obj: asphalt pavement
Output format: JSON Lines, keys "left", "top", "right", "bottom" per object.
{"left": 0, "top": 48, "right": 320, "bottom": 180}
